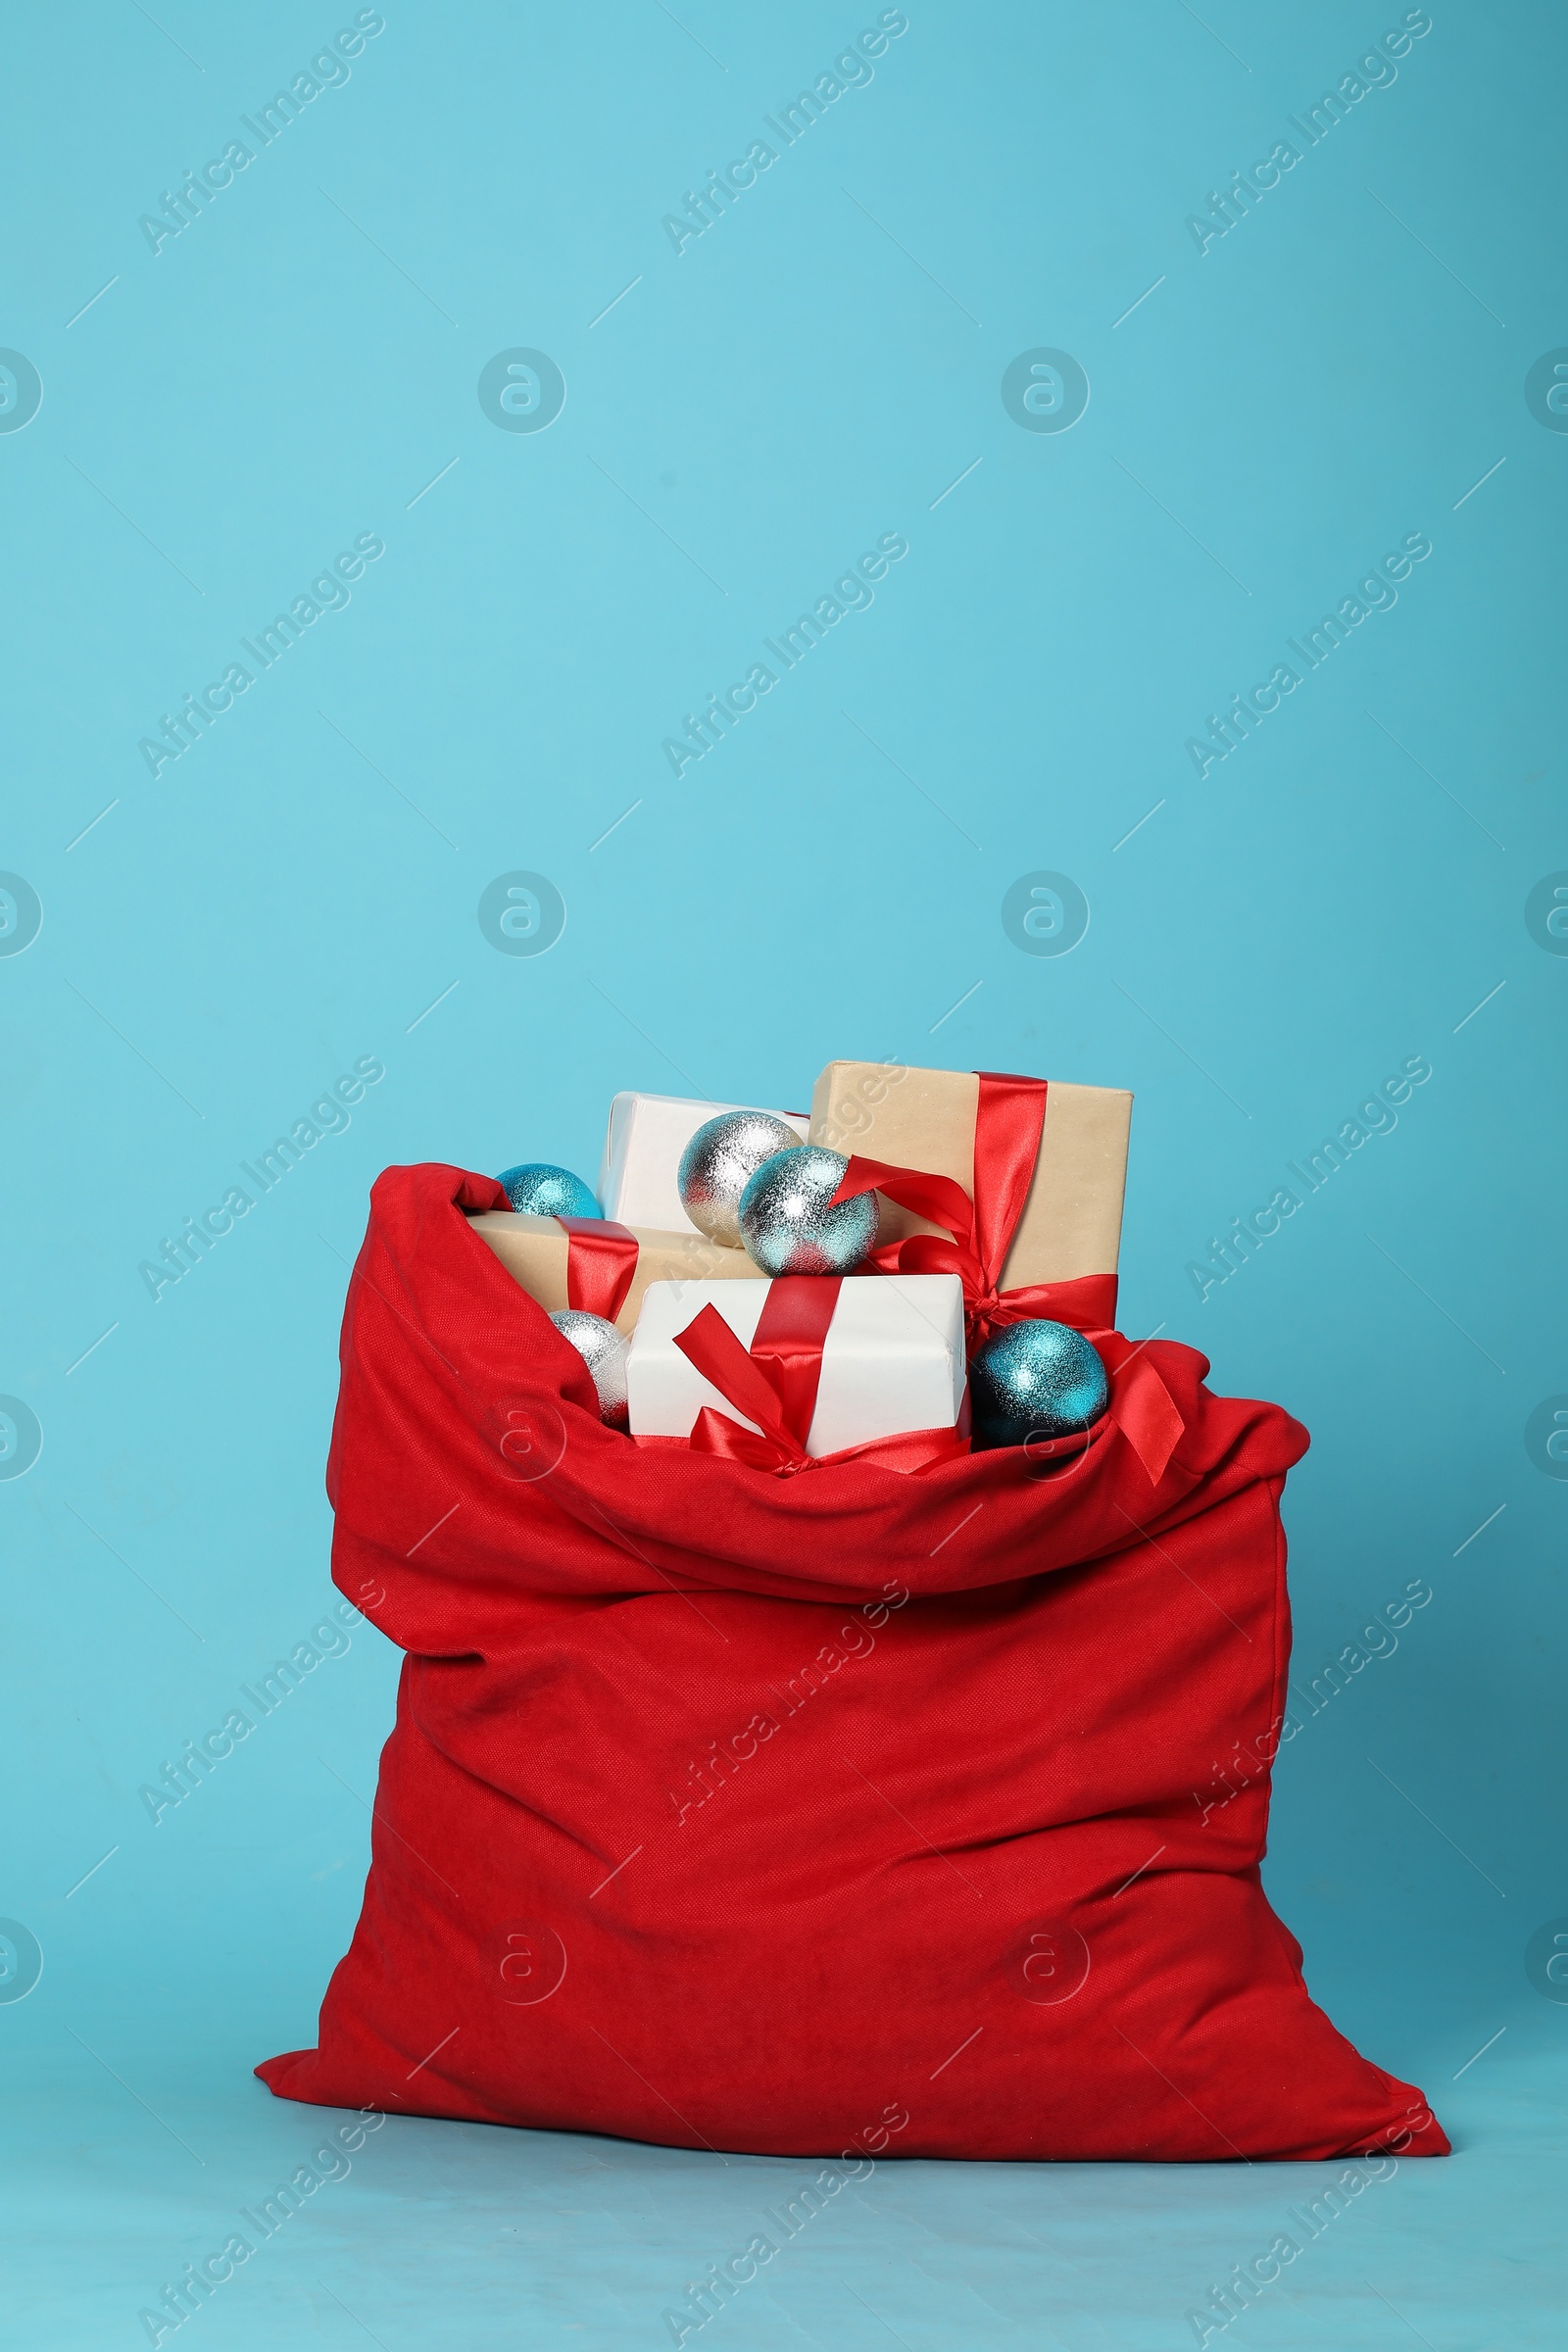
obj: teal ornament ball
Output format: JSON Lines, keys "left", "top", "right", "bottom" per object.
{"left": 970, "top": 1320, "right": 1108, "bottom": 1449}
{"left": 737, "top": 1146, "right": 878, "bottom": 1276}
{"left": 550, "top": 1309, "right": 629, "bottom": 1430}
{"left": 498, "top": 1162, "right": 597, "bottom": 1218}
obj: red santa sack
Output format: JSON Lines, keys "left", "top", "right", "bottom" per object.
{"left": 258, "top": 1161, "right": 1447, "bottom": 2163}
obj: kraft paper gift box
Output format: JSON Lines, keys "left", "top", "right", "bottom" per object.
{"left": 627, "top": 1274, "right": 966, "bottom": 1457}
{"left": 469, "top": 1211, "right": 756, "bottom": 1337}
{"left": 808, "top": 1062, "right": 1132, "bottom": 1290}
{"left": 598, "top": 1092, "right": 808, "bottom": 1236}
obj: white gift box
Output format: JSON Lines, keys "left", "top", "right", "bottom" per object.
{"left": 598, "top": 1092, "right": 808, "bottom": 1237}
{"left": 627, "top": 1274, "right": 966, "bottom": 1457}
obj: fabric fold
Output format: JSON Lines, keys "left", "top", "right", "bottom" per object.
{"left": 258, "top": 1162, "right": 1446, "bottom": 2169}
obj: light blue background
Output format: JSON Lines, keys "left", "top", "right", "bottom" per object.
{"left": 2, "top": 3, "right": 1563, "bottom": 2343}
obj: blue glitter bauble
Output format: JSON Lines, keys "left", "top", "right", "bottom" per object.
{"left": 969, "top": 1320, "right": 1109, "bottom": 1449}
{"left": 737, "top": 1146, "right": 879, "bottom": 1276}
{"left": 497, "top": 1162, "right": 598, "bottom": 1219}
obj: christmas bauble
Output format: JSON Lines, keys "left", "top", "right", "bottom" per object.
{"left": 737, "top": 1146, "right": 878, "bottom": 1276}
{"left": 969, "top": 1320, "right": 1108, "bottom": 1449}
{"left": 677, "top": 1110, "right": 803, "bottom": 1248}
{"left": 550, "top": 1309, "right": 629, "bottom": 1430}
{"left": 498, "top": 1162, "right": 597, "bottom": 1219}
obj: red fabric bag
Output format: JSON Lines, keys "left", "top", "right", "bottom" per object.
{"left": 258, "top": 1155, "right": 1447, "bottom": 2162}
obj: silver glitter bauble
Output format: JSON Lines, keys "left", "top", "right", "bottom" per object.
{"left": 499, "top": 1162, "right": 598, "bottom": 1219}
{"left": 677, "top": 1110, "right": 803, "bottom": 1248}
{"left": 970, "top": 1320, "right": 1108, "bottom": 1450}
{"left": 736, "top": 1145, "right": 879, "bottom": 1276}
{"left": 550, "top": 1308, "right": 629, "bottom": 1430}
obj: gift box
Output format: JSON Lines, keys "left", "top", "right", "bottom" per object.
{"left": 809, "top": 1061, "right": 1131, "bottom": 1292}
{"left": 469, "top": 1209, "right": 755, "bottom": 1336}
{"left": 598, "top": 1092, "right": 808, "bottom": 1236}
{"left": 627, "top": 1273, "right": 966, "bottom": 1457}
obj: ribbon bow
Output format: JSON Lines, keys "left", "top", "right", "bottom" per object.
{"left": 673, "top": 1278, "right": 837, "bottom": 1472}
{"left": 828, "top": 1070, "right": 1184, "bottom": 1486}
{"left": 670, "top": 1278, "right": 963, "bottom": 1477}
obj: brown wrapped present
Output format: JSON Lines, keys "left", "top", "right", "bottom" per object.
{"left": 468, "top": 1211, "right": 756, "bottom": 1336}
{"left": 808, "top": 1061, "right": 1131, "bottom": 1289}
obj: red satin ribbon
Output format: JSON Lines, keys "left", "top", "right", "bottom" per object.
{"left": 749, "top": 1270, "right": 839, "bottom": 1445}
{"left": 672, "top": 1279, "right": 839, "bottom": 1468}
{"left": 827, "top": 1070, "right": 1185, "bottom": 1486}
{"left": 670, "top": 1279, "right": 966, "bottom": 1477}
{"left": 828, "top": 1071, "right": 1065, "bottom": 1341}
{"left": 558, "top": 1217, "right": 640, "bottom": 1323}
